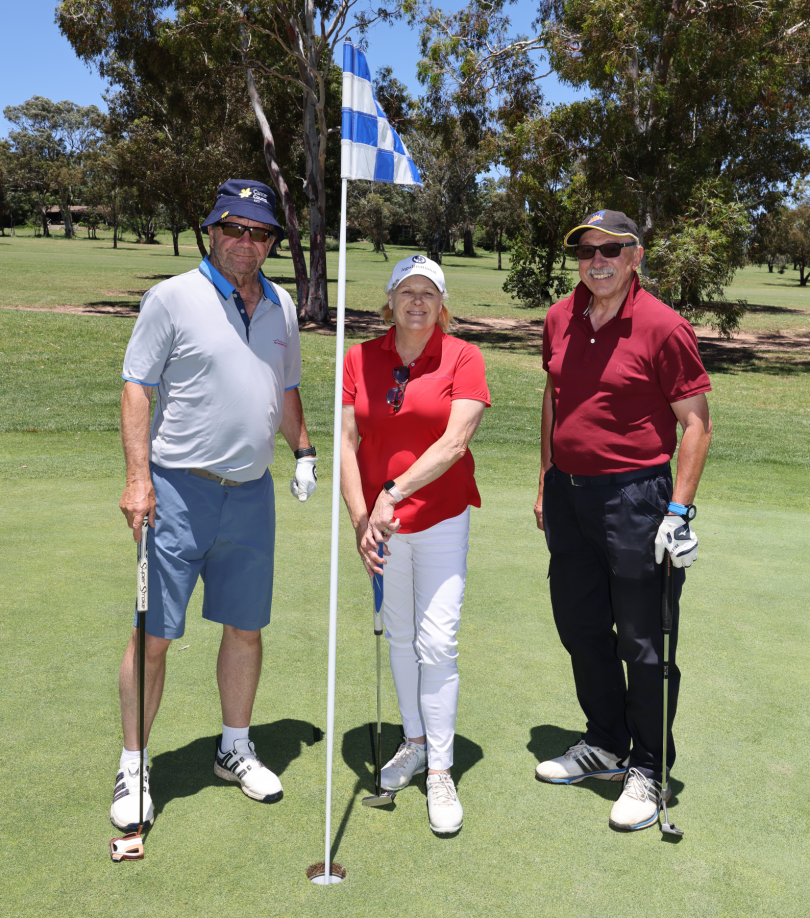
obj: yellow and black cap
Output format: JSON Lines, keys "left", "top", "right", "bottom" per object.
{"left": 564, "top": 210, "right": 639, "bottom": 247}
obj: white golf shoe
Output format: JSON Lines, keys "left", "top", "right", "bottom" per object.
{"left": 380, "top": 741, "right": 427, "bottom": 791}
{"left": 426, "top": 773, "right": 463, "bottom": 834}
{"left": 214, "top": 737, "right": 283, "bottom": 803}
{"left": 609, "top": 767, "right": 670, "bottom": 831}
{"left": 535, "top": 740, "right": 628, "bottom": 784}
{"left": 110, "top": 761, "right": 154, "bottom": 832}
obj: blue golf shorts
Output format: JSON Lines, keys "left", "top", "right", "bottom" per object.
{"left": 136, "top": 464, "right": 276, "bottom": 640}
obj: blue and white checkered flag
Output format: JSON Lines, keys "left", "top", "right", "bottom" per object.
{"left": 341, "top": 40, "right": 423, "bottom": 186}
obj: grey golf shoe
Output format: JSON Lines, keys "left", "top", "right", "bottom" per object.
{"left": 110, "top": 761, "right": 154, "bottom": 832}
{"left": 535, "top": 740, "right": 628, "bottom": 784}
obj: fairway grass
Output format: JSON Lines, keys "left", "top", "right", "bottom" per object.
{"left": 1, "top": 244, "right": 809, "bottom": 917}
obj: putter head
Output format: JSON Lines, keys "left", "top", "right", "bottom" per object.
{"left": 362, "top": 790, "right": 396, "bottom": 808}
{"left": 660, "top": 799, "right": 683, "bottom": 836}
{"left": 110, "top": 829, "right": 144, "bottom": 862}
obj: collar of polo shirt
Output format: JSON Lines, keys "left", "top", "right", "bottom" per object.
{"left": 199, "top": 256, "right": 281, "bottom": 306}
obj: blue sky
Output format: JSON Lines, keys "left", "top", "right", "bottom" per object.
{"left": 2, "top": 0, "right": 583, "bottom": 137}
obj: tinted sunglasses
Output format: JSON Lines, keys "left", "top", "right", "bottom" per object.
{"left": 386, "top": 365, "right": 410, "bottom": 413}
{"left": 574, "top": 241, "right": 636, "bottom": 260}
{"left": 217, "top": 221, "right": 275, "bottom": 243}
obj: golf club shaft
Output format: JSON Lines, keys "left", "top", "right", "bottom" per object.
{"left": 137, "top": 517, "right": 148, "bottom": 829}
{"left": 376, "top": 634, "right": 382, "bottom": 797}
{"left": 661, "top": 554, "right": 673, "bottom": 796}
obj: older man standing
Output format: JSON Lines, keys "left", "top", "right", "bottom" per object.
{"left": 533, "top": 210, "right": 712, "bottom": 831}
{"left": 111, "top": 179, "right": 318, "bottom": 833}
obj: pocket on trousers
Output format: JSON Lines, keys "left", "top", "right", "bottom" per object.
{"left": 605, "top": 480, "right": 667, "bottom": 579}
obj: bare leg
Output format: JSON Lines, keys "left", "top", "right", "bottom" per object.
{"left": 217, "top": 625, "right": 263, "bottom": 728}
{"left": 120, "top": 627, "right": 171, "bottom": 750}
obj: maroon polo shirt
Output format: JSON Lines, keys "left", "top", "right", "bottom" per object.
{"left": 542, "top": 274, "right": 711, "bottom": 476}
{"left": 343, "top": 324, "right": 491, "bottom": 533}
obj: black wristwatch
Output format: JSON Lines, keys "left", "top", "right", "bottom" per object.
{"left": 294, "top": 446, "right": 316, "bottom": 459}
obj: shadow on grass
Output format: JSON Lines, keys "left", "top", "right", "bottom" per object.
{"left": 329, "top": 721, "right": 483, "bottom": 854}
{"left": 698, "top": 339, "right": 810, "bottom": 375}
{"left": 745, "top": 303, "right": 809, "bottom": 315}
{"left": 149, "top": 718, "right": 322, "bottom": 818}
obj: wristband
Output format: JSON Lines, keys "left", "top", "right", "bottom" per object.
{"left": 668, "top": 502, "right": 687, "bottom": 516}
{"left": 294, "top": 447, "right": 316, "bottom": 459}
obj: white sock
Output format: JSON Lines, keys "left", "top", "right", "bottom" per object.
{"left": 409, "top": 741, "right": 426, "bottom": 750}
{"left": 121, "top": 746, "right": 148, "bottom": 770}
{"left": 221, "top": 724, "right": 249, "bottom": 754}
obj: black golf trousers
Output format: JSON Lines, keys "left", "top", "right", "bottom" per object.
{"left": 542, "top": 463, "right": 685, "bottom": 780}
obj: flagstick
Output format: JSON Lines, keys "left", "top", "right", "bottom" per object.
{"left": 321, "top": 176, "right": 349, "bottom": 885}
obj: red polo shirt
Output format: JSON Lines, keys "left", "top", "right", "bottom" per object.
{"left": 343, "top": 325, "right": 491, "bottom": 533}
{"left": 542, "top": 275, "right": 711, "bottom": 476}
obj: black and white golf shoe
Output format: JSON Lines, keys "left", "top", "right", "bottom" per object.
{"left": 609, "top": 767, "right": 671, "bottom": 831}
{"left": 214, "top": 737, "right": 283, "bottom": 803}
{"left": 110, "top": 761, "right": 154, "bottom": 832}
{"left": 535, "top": 740, "right": 628, "bottom": 785}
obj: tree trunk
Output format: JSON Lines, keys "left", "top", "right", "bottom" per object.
{"left": 190, "top": 219, "right": 208, "bottom": 259}
{"left": 463, "top": 224, "right": 475, "bottom": 257}
{"left": 497, "top": 230, "right": 502, "bottom": 270}
{"left": 380, "top": 238, "right": 388, "bottom": 261}
{"left": 241, "top": 33, "right": 309, "bottom": 316}
{"left": 60, "top": 190, "right": 74, "bottom": 238}
{"left": 299, "top": 90, "right": 329, "bottom": 323}
{"left": 172, "top": 224, "right": 180, "bottom": 256}
{"left": 41, "top": 203, "right": 50, "bottom": 238}
{"left": 800, "top": 263, "right": 807, "bottom": 287}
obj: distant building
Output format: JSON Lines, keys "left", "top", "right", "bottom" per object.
{"left": 43, "top": 205, "right": 90, "bottom": 226}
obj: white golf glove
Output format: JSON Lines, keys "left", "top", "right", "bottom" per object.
{"left": 655, "top": 515, "right": 699, "bottom": 568}
{"left": 290, "top": 456, "right": 317, "bottom": 502}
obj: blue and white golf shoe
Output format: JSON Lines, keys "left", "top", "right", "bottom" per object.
{"left": 535, "top": 740, "right": 628, "bottom": 784}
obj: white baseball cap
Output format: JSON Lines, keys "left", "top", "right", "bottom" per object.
{"left": 386, "top": 255, "right": 446, "bottom": 295}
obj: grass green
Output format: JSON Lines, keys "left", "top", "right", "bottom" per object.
{"left": 1, "top": 237, "right": 809, "bottom": 917}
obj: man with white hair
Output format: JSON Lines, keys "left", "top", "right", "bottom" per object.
{"left": 533, "top": 210, "right": 712, "bottom": 831}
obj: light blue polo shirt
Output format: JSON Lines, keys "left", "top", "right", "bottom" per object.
{"left": 122, "top": 258, "right": 302, "bottom": 482}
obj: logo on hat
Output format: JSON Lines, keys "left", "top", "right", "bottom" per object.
{"left": 240, "top": 188, "right": 252, "bottom": 198}
{"left": 220, "top": 211, "right": 229, "bottom": 219}
{"left": 412, "top": 255, "right": 427, "bottom": 264}
{"left": 587, "top": 211, "right": 605, "bottom": 225}
{"left": 252, "top": 191, "right": 268, "bottom": 204}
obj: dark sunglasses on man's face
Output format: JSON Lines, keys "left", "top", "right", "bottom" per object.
{"left": 217, "top": 221, "right": 275, "bottom": 243}
{"left": 386, "top": 365, "right": 410, "bottom": 413}
{"left": 574, "top": 241, "right": 636, "bottom": 260}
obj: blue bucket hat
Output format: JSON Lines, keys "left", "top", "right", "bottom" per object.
{"left": 201, "top": 179, "right": 285, "bottom": 240}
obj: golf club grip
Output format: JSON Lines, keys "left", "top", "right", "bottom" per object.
{"left": 372, "top": 542, "right": 383, "bottom": 635}
{"left": 661, "top": 554, "right": 673, "bottom": 634}
{"left": 137, "top": 517, "right": 148, "bottom": 613}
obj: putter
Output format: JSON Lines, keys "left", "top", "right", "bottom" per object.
{"left": 111, "top": 516, "right": 149, "bottom": 862}
{"left": 660, "top": 553, "right": 683, "bottom": 837}
{"left": 363, "top": 544, "right": 396, "bottom": 808}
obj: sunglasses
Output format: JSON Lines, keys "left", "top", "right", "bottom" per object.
{"left": 574, "top": 241, "right": 636, "bottom": 260}
{"left": 386, "top": 365, "right": 410, "bottom": 413}
{"left": 216, "top": 221, "right": 275, "bottom": 243}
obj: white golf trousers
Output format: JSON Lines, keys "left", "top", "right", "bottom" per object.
{"left": 383, "top": 507, "right": 470, "bottom": 771}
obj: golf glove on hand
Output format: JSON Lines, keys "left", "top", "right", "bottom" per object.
{"left": 655, "top": 515, "right": 699, "bottom": 568}
{"left": 290, "top": 456, "right": 317, "bottom": 501}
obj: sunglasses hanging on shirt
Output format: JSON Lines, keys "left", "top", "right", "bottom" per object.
{"left": 386, "top": 365, "right": 410, "bottom": 413}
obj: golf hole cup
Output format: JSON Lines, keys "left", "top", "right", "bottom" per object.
{"left": 306, "top": 862, "right": 347, "bottom": 885}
